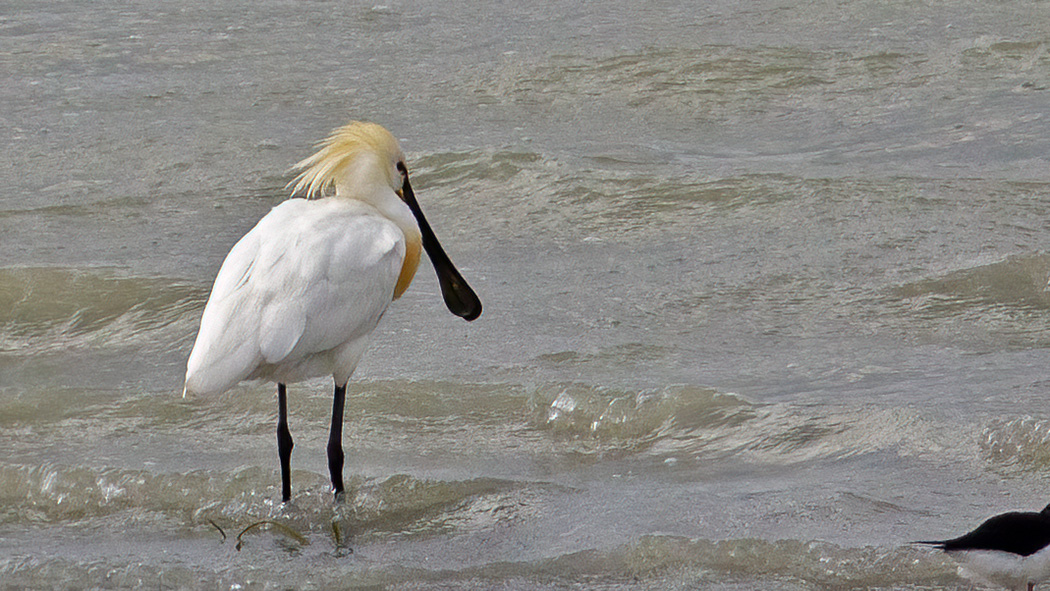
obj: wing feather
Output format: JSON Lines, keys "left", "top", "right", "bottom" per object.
{"left": 184, "top": 198, "right": 405, "bottom": 395}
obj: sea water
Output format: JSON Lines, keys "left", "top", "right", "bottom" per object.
{"left": 2, "top": 0, "right": 1050, "bottom": 588}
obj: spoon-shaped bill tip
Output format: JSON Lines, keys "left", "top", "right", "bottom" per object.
{"left": 434, "top": 259, "right": 482, "bottom": 321}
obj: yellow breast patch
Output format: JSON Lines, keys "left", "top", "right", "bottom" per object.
{"left": 393, "top": 235, "right": 421, "bottom": 300}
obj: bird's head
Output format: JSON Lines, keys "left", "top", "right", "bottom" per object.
{"left": 288, "top": 120, "right": 482, "bottom": 322}
{"left": 288, "top": 121, "right": 407, "bottom": 200}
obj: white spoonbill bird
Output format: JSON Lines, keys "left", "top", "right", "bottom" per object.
{"left": 183, "top": 121, "right": 481, "bottom": 502}
{"left": 918, "top": 504, "right": 1050, "bottom": 591}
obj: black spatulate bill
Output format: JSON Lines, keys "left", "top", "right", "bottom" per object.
{"left": 400, "top": 172, "right": 482, "bottom": 321}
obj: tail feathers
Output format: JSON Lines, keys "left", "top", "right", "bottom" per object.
{"left": 914, "top": 540, "right": 949, "bottom": 549}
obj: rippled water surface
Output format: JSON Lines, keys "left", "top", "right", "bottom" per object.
{"left": 3, "top": 0, "right": 1050, "bottom": 589}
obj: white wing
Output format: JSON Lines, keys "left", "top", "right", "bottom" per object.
{"left": 184, "top": 198, "right": 405, "bottom": 395}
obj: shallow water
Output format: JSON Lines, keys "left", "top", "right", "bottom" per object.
{"left": 3, "top": 0, "right": 1050, "bottom": 589}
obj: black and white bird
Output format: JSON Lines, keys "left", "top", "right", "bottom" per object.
{"left": 919, "top": 504, "right": 1050, "bottom": 591}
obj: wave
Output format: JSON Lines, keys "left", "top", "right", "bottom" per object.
{"left": 0, "top": 461, "right": 545, "bottom": 538}
{"left": 409, "top": 149, "right": 824, "bottom": 243}
{"left": 527, "top": 383, "right": 970, "bottom": 466}
{"left": 891, "top": 253, "right": 1050, "bottom": 317}
{"left": 0, "top": 266, "right": 206, "bottom": 356}
{"left": 980, "top": 415, "right": 1050, "bottom": 474}
{"left": 0, "top": 378, "right": 1019, "bottom": 590}
{"left": 471, "top": 47, "right": 895, "bottom": 115}
{"left": 2, "top": 378, "right": 984, "bottom": 485}
{"left": 886, "top": 253, "right": 1050, "bottom": 349}
{"left": 0, "top": 533, "right": 961, "bottom": 590}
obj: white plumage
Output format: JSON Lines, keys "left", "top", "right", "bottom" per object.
{"left": 183, "top": 121, "right": 481, "bottom": 502}
{"left": 185, "top": 199, "right": 404, "bottom": 395}
{"left": 947, "top": 546, "right": 1050, "bottom": 591}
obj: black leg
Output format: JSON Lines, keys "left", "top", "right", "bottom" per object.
{"left": 327, "top": 382, "right": 346, "bottom": 498}
{"left": 276, "top": 382, "right": 294, "bottom": 502}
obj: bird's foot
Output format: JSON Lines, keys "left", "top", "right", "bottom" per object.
{"left": 275, "top": 498, "right": 303, "bottom": 517}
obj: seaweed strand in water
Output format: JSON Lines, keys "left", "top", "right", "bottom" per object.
{"left": 235, "top": 521, "right": 309, "bottom": 551}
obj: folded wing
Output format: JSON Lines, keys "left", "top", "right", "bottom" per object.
{"left": 184, "top": 199, "right": 405, "bottom": 395}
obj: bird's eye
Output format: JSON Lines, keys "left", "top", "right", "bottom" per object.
{"left": 396, "top": 162, "right": 407, "bottom": 176}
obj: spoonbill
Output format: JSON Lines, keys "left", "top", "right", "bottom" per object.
{"left": 183, "top": 121, "right": 481, "bottom": 502}
{"left": 918, "top": 504, "right": 1050, "bottom": 591}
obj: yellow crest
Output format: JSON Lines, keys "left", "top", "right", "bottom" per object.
{"left": 288, "top": 121, "right": 403, "bottom": 199}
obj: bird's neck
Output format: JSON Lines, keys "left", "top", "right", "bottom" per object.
{"left": 335, "top": 180, "right": 422, "bottom": 300}
{"left": 331, "top": 152, "right": 422, "bottom": 299}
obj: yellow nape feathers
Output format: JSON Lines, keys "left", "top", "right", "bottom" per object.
{"left": 288, "top": 121, "right": 403, "bottom": 199}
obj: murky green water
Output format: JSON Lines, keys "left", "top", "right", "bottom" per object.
{"left": 3, "top": 0, "right": 1050, "bottom": 588}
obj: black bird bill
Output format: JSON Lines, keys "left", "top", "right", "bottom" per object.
{"left": 400, "top": 172, "right": 482, "bottom": 321}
